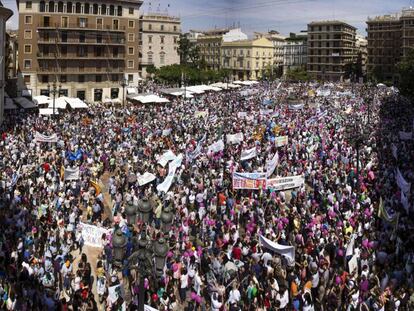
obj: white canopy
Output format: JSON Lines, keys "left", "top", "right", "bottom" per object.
{"left": 33, "top": 95, "right": 51, "bottom": 106}
{"left": 171, "top": 90, "right": 194, "bottom": 98}
{"left": 39, "top": 108, "right": 59, "bottom": 115}
{"left": 127, "top": 87, "right": 138, "bottom": 95}
{"left": 211, "top": 82, "right": 229, "bottom": 90}
{"left": 48, "top": 97, "right": 69, "bottom": 109}
{"left": 4, "top": 97, "right": 17, "bottom": 110}
{"left": 133, "top": 94, "right": 170, "bottom": 104}
{"left": 234, "top": 80, "right": 258, "bottom": 86}
{"left": 184, "top": 86, "right": 205, "bottom": 94}
{"left": 65, "top": 97, "right": 88, "bottom": 109}
{"left": 227, "top": 83, "right": 241, "bottom": 89}
{"left": 14, "top": 97, "right": 37, "bottom": 109}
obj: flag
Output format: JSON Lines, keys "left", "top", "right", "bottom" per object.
{"left": 377, "top": 197, "right": 398, "bottom": 224}
{"left": 90, "top": 180, "right": 102, "bottom": 196}
{"left": 60, "top": 166, "right": 65, "bottom": 181}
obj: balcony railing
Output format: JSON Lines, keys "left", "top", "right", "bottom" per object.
{"left": 38, "top": 67, "right": 124, "bottom": 74}
{"left": 37, "top": 53, "right": 126, "bottom": 59}
{"left": 38, "top": 39, "right": 126, "bottom": 45}
{"left": 38, "top": 23, "right": 126, "bottom": 32}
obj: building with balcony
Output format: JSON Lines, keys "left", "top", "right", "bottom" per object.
{"left": 6, "top": 30, "right": 19, "bottom": 80}
{"left": 356, "top": 34, "right": 368, "bottom": 78}
{"left": 283, "top": 32, "right": 308, "bottom": 75}
{"left": 0, "top": 1, "right": 13, "bottom": 124}
{"left": 254, "top": 30, "right": 286, "bottom": 75}
{"left": 221, "top": 37, "right": 273, "bottom": 80}
{"left": 139, "top": 13, "right": 180, "bottom": 79}
{"left": 17, "top": 0, "right": 142, "bottom": 102}
{"left": 307, "top": 20, "right": 357, "bottom": 81}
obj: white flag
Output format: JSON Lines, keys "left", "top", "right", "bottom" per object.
{"left": 240, "top": 147, "right": 257, "bottom": 161}
{"left": 266, "top": 152, "right": 279, "bottom": 178}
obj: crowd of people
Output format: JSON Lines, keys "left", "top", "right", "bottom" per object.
{"left": 0, "top": 80, "right": 413, "bottom": 311}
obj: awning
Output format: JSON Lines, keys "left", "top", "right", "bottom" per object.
{"left": 4, "top": 97, "right": 17, "bottom": 110}
{"left": 132, "top": 94, "right": 170, "bottom": 104}
{"left": 14, "top": 97, "right": 37, "bottom": 109}
{"left": 39, "top": 108, "right": 59, "bottom": 115}
{"left": 65, "top": 97, "right": 88, "bottom": 109}
{"left": 33, "top": 95, "right": 51, "bottom": 106}
{"left": 127, "top": 87, "right": 138, "bottom": 95}
{"left": 184, "top": 86, "right": 205, "bottom": 94}
{"left": 48, "top": 97, "right": 69, "bottom": 109}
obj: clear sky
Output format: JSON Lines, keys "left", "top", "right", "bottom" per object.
{"left": 4, "top": 0, "right": 413, "bottom": 36}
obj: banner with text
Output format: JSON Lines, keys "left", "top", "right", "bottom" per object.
{"left": 266, "top": 175, "right": 304, "bottom": 191}
{"left": 232, "top": 172, "right": 267, "bottom": 190}
{"left": 227, "top": 133, "right": 244, "bottom": 145}
{"left": 275, "top": 136, "right": 288, "bottom": 147}
{"left": 78, "top": 222, "right": 110, "bottom": 248}
{"left": 240, "top": 147, "right": 257, "bottom": 161}
{"left": 34, "top": 132, "right": 58, "bottom": 143}
{"left": 266, "top": 152, "right": 279, "bottom": 178}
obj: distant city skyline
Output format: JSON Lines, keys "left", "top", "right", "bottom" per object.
{"left": 5, "top": 0, "right": 413, "bottom": 36}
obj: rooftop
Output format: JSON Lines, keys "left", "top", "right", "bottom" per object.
{"left": 140, "top": 12, "right": 180, "bottom": 21}
{"left": 308, "top": 20, "right": 357, "bottom": 30}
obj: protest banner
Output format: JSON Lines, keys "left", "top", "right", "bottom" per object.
{"left": 266, "top": 175, "right": 304, "bottom": 191}
{"left": 194, "top": 110, "right": 208, "bottom": 118}
{"left": 274, "top": 136, "right": 288, "bottom": 147}
{"left": 187, "top": 133, "right": 206, "bottom": 162}
{"left": 226, "top": 133, "right": 244, "bottom": 145}
{"left": 78, "top": 223, "right": 109, "bottom": 248}
{"left": 162, "top": 128, "right": 172, "bottom": 137}
{"left": 137, "top": 172, "right": 157, "bottom": 186}
{"left": 64, "top": 167, "right": 80, "bottom": 181}
{"left": 237, "top": 112, "right": 247, "bottom": 119}
{"left": 260, "top": 109, "right": 273, "bottom": 115}
{"left": 232, "top": 172, "right": 266, "bottom": 190}
{"left": 266, "top": 152, "right": 279, "bottom": 178}
{"left": 207, "top": 139, "right": 224, "bottom": 153}
{"left": 396, "top": 168, "right": 410, "bottom": 194}
{"left": 240, "top": 147, "right": 257, "bottom": 161}
{"left": 288, "top": 103, "right": 304, "bottom": 110}
{"left": 399, "top": 131, "right": 412, "bottom": 140}
{"left": 348, "top": 255, "right": 358, "bottom": 275}
{"left": 259, "top": 235, "right": 295, "bottom": 266}
{"left": 157, "top": 154, "right": 183, "bottom": 193}
{"left": 157, "top": 150, "right": 176, "bottom": 167}
{"left": 34, "top": 131, "right": 58, "bottom": 143}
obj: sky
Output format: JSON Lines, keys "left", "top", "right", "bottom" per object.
{"left": 5, "top": 0, "right": 413, "bottom": 36}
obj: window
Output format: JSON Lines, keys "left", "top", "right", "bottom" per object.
{"left": 160, "top": 36, "right": 164, "bottom": 44}
{"left": 111, "top": 88, "right": 119, "bottom": 99}
{"left": 59, "top": 89, "right": 68, "bottom": 96}
{"left": 93, "top": 4, "right": 98, "bottom": 14}
{"left": 40, "top": 88, "right": 50, "bottom": 95}
{"left": 26, "top": 1, "right": 32, "bottom": 9}
{"left": 129, "top": 7, "right": 134, "bottom": 15}
{"left": 128, "top": 47, "right": 134, "bottom": 55}
{"left": 113, "top": 19, "right": 119, "bottom": 30}
{"left": 148, "top": 35, "right": 152, "bottom": 43}
{"left": 79, "top": 33, "right": 85, "bottom": 43}
{"left": 24, "top": 75, "right": 31, "bottom": 84}
{"left": 48, "top": 1, "right": 54, "bottom": 12}
{"left": 101, "top": 4, "right": 107, "bottom": 15}
{"left": 148, "top": 53, "right": 153, "bottom": 63}
{"left": 75, "top": 2, "right": 81, "bottom": 14}
{"left": 84, "top": 3, "right": 89, "bottom": 14}
{"left": 96, "top": 18, "right": 103, "bottom": 29}
{"left": 109, "top": 5, "right": 115, "bottom": 15}
{"left": 77, "top": 90, "right": 85, "bottom": 100}
{"left": 174, "top": 36, "right": 177, "bottom": 44}
{"left": 67, "top": 2, "right": 72, "bottom": 13}
{"left": 24, "top": 60, "right": 32, "bottom": 69}
{"left": 24, "top": 16, "right": 32, "bottom": 24}
{"left": 127, "top": 60, "right": 134, "bottom": 68}
{"left": 24, "top": 45, "right": 32, "bottom": 54}
{"left": 79, "top": 17, "right": 87, "bottom": 28}
{"left": 40, "top": 1, "right": 45, "bottom": 12}
{"left": 128, "top": 74, "right": 133, "bottom": 82}
{"left": 97, "top": 34, "right": 102, "bottom": 43}
{"left": 160, "top": 53, "right": 165, "bottom": 65}
{"left": 60, "top": 75, "right": 67, "bottom": 83}
{"left": 24, "top": 30, "right": 32, "bottom": 39}
{"left": 94, "top": 89, "right": 102, "bottom": 101}
{"left": 96, "top": 75, "right": 102, "bottom": 82}
{"left": 148, "top": 24, "right": 152, "bottom": 30}
{"left": 128, "top": 33, "right": 134, "bottom": 42}
{"left": 174, "top": 25, "right": 177, "bottom": 31}
{"left": 160, "top": 25, "right": 164, "bottom": 31}
{"left": 78, "top": 75, "right": 85, "bottom": 82}
{"left": 117, "top": 6, "right": 122, "bottom": 16}
{"left": 111, "top": 74, "right": 118, "bottom": 82}
{"left": 61, "top": 17, "right": 68, "bottom": 28}
{"left": 128, "top": 20, "right": 134, "bottom": 28}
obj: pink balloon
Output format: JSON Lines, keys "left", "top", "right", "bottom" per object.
{"left": 190, "top": 292, "right": 197, "bottom": 300}
{"left": 277, "top": 222, "right": 283, "bottom": 231}
{"left": 195, "top": 295, "right": 202, "bottom": 304}
{"left": 335, "top": 276, "right": 342, "bottom": 285}
{"left": 362, "top": 239, "right": 369, "bottom": 248}
{"left": 368, "top": 241, "right": 374, "bottom": 249}
{"left": 172, "top": 264, "right": 179, "bottom": 272}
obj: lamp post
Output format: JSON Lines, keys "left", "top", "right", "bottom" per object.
{"left": 160, "top": 205, "right": 174, "bottom": 233}
{"left": 125, "top": 201, "right": 138, "bottom": 227}
{"left": 137, "top": 197, "right": 153, "bottom": 224}
{"left": 120, "top": 77, "right": 128, "bottom": 108}
{"left": 112, "top": 228, "right": 127, "bottom": 267}
{"left": 47, "top": 80, "right": 61, "bottom": 116}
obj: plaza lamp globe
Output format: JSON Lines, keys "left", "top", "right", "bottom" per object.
{"left": 112, "top": 228, "right": 127, "bottom": 266}
{"left": 153, "top": 237, "right": 169, "bottom": 277}
{"left": 160, "top": 205, "right": 174, "bottom": 233}
{"left": 137, "top": 197, "right": 152, "bottom": 224}
{"left": 125, "top": 201, "right": 137, "bottom": 227}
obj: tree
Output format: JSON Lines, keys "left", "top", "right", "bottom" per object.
{"left": 146, "top": 64, "right": 158, "bottom": 79}
{"left": 396, "top": 48, "right": 414, "bottom": 98}
{"left": 285, "top": 67, "right": 309, "bottom": 82}
{"left": 178, "top": 34, "right": 200, "bottom": 66}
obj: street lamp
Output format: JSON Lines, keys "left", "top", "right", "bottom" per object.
{"left": 120, "top": 77, "right": 128, "bottom": 108}
{"left": 137, "top": 197, "right": 153, "bottom": 224}
{"left": 47, "top": 80, "right": 61, "bottom": 116}
{"left": 125, "top": 201, "right": 138, "bottom": 227}
{"left": 160, "top": 205, "right": 174, "bottom": 233}
{"left": 112, "top": 228, "right": 127, "bottom": 267}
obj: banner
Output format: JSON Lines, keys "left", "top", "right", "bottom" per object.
{"left": 266, "top": 175, "right": 304, "bottom": 191}
{"left": 391, "top": 144, "right": 398, "bottom": 160}
{"left": 157, "top": 150, "right": 176, "bottom": 167}
{"left": 396, "top": 168, "right": 410, "bottom": 194}
{"left": 266, "top": 152, "right": 279, "bottom": 178}
{"left": 34, "top": 132, "right": 58, "bottom": 143}
{"left": 259, "top": 235, "right": 295, "bottom": 266}
{"left": 194, "top": 110, "right": 208, "bottom": 118}
{"left": 237, "top": 112, "right": 247, "bottom": 119}
{"left": 90, "top": 180, "right": 102, "bottom": 195}
{"left": 399, "top": 131, "right": 412, "bottom": 140}
{"left": 232, "top": 172, "right": 266, "bottom": 190}
{"left": 64, "top": 167, "right": 80, "bottom": 181}
{"left": 348, "top": 255, "right": 358, "bottom": 275}
{"left": 288, "top": 103, "right": 304, "bottom": 110}
{"left": 137, "top": 172, "right": 156, "bottom": 186}
{"left": 226, "top": 133, "right": 244, "bottom": 145}
{"left": 157, "top": 154, "right": 183, "bottom": 193}
{"left": 305, "top": 110, "right": 328, "bottom": 126}
{"left": 78, "top": 222, "right": 109, "bottom": 248}
{"left": 187, "top": 133, "right": 206, "bottom": 162}
{"left": 162, "top": 128, "right": 172, "bottom": 137}
{"left": 240, "top": 147, "right": 257, "bottom": 161}
{"left": 401, "top": 190, "right": 410, "bottom": 214}
{"left": 208, "top": 139, "right": 224, "bottom": 153}
{"left": 274, "top": 136, "right": 288, "bottom": 147}
{"left": 377, "top": 197, "right": 398, "bottom": 224}
{"left": 260, "top": 109, "right": 273, "bottom": 115}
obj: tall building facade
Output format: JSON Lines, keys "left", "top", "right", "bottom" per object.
{"left": 221, "top": 37, "right": 273, "bottom": 80}
{"left": 401, "top": 8, "right": 414, "bottom": 58}
{"left": 355, "top": 34, "right": 368, "bottom": 78}
{"left": 307, "top": 21, "right": 357, "bottom": 81}
{"left": 6, "top": 30, "right": 19, "bottom": 80}
{"left": 139, "top": 13, "right": 181, "bottom": 79}
{"left": 254, "top": 31, "right": 286, "bottom": 74}
{"left": 283, "top": 32, "right": 308, "bottom": 75}
{"left": 17, "top": 0, "right": 142, "bottom": 102}
{"left": 0, "top": 1, "right": 13, "bottom": 124}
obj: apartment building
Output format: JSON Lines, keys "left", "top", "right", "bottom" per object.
{"left": 221, "top": 37, "right": 273, "bottom": 80}
{"left": 196, "top": 28, "right": 247, "bottom": 70}
{"left": 6, "top": 30, "right": 19, "bottom": 79}
{"left": 401, "top": 8, "right": 414, "bottom": 58}
{"left": 283, "top": 32, "right": 308, "bottom": 75}
{"left": 17, "top": 0, "right": 142, "bottom": 102}
{"left": 355, "top": 34, "right": 368, "bottom": 78}
{"left": 307, "top": 21, "right": 357, "bottom": 81}
{"left": 139, "top": 13, "right": 180, "bottom": 79}
{"left": 254, "top": 30, "right": 286, "bottom": 73}
{"left": 0, "top": 1, "right": 13, "bottom": 124}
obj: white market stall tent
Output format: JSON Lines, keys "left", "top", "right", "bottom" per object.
{"left": 184, "top": 86, "right": 205, "bottom": 94}
{"left": 132, "top": 94, "right": 170, "bottom": 104}
{"left": 39, "top": 108, "right": 59, "bottom": 115}
{"left": 14, "top": 97, "right": 37, "bottom": 109}
{"left": 33, "top": 95, "right": 51, "bottom": 107}
{"left": 47, "top": 97, "right": 89, "bottom": 110}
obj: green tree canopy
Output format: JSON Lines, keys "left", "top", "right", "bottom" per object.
{"left": 396, "top": 48, "right": 414, "bottom": 99}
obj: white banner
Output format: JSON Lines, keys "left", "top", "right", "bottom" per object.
{"left": 187, "top": 133, "right": 206, "bottom": 161}
{"left": 157, "top": 150, "right": 176, "bottom": 167}
{"left": 399, "top": 131, "right": 412, "bottom": 140}
{"left": 396, "top": 168, "right": 411, "bottom": 194}
{"left": 401, "top": 190, "right": 410, "bottom": 214}
{"left": 157, "top": 154, "right": 183, "bottom": 193}
{"left": 137, "top": 172, "right": 156, "bottom": 186}
{"left": 194, "top": 110, "right": 208, "bottom": 118}
{"left": 259, "top": 235, "right": 295, "bottom": 266}
{"left": 267, "top": 175, "right": 304, "bottom": 191}
{"left": 274, "top": 136, "right": 288, "bottom": 147}
{"left": 260, "top": 109, "right": 273, "bottom": 116}
{"left": 78, "top": 223, "right": 109, "bottom": 248}
{"left": 237, "top": 112, "right": 247, "bottom": 119}
{"left": 266, "top": 152, "right": 279, "bottom": 178}
{"left": 162, "top": 129, "right": 172, "bottom": 137}
{"left": 64, "top": 167, "right": 80, "bottom": 181}
{"left": 240, "top": 147, "right": 257, "bottom": 161}
{"left": 34, "top": 131, "right": 58, "bottom": 143}
{"left": 226, "top": 133, "right": 244, "bottom": 145}
{"left": 208, "top": 139, "right": 224, "bottom": 153}
{"left": 348, "top": 255, "right": 358, "bottom": 275}
{"left": 232, "top": 172, "right": 267, "bottom": 190}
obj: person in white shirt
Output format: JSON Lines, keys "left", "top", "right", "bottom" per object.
{"left": 211, "top": 292, "right": 222, "bottom": 311}
{"left": 228, "top": 283, "right": 241, "bottom": 306}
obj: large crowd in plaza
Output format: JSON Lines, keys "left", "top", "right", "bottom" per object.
{"left": 0, "top": 80, "right": 413, "bottom": 311}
